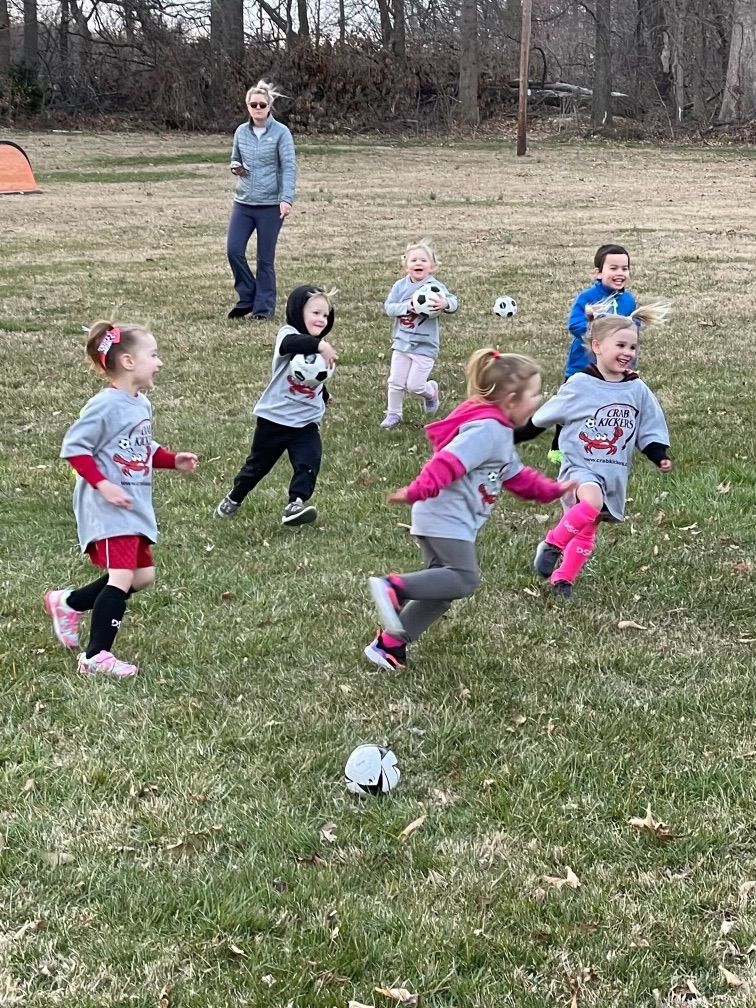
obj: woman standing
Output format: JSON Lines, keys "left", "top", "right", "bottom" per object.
{"left": 227, "top": 80, "right": 297, "bottom": 321}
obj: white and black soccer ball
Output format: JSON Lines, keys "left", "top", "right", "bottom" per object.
{"left": 288, "top": 352, "right": 335, "bottom": 388}
{"left": 344, "top": 744, "right": 400, "bottom": 797}
{"left": 411, "top": 282, "right": 444, "bottom": 317}
{"left": 118, "top": 437, "right": 131, "bottom": 451}
{"left": 493, "top": 295, "right": 518, "bottom": 319}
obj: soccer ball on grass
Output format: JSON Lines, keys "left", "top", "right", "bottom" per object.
{"left": 344, "top": 744, "right": 400, "bottom": 796}
{"left": 493, "top": 295, "right": 518, "bottom": 318}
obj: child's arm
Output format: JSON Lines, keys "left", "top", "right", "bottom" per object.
{"left": 279, "top": 333, "right": 321, "bottom": 356}
{"left": 404, "top": 451, "right": 467, "bottom": 502}
{"left": 636, "top": 385, "right": 670, "bottom": 468}
{"left": 567, "top": 289, "right": 590, "bottom": 339}
{"left": 385, "top": 280, "right": 411, "bottom": 317}
{"left": 152, "top": 444, "right": 198, "bottom": 472}
{"left": 503, "top": 466, "right": 570, "bottom": 503}
{"left": 441, "top": 286, "right": 459, "bottom": 314}
{"left": 513, "top": 419, "right": 548, "bottom": 444}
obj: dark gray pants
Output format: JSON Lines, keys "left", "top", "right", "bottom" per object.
{"left": 398, "top": 536, "right": 480, "bottom": 642}
{"left": 226, "top": 202, "right": 283, "bottom": 317}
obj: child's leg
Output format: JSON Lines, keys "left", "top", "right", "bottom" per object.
{"left": 386, "top": 350, "right": 412, "bottom": 416}
{"left": 405, "top": 353, "right": 436, "bottom": 401}
{"left": 229, "top": 418, "right": 289, "bottom": 504}
{"left": 85, "top": 567, "right": 134, "bottom": 659}
{"left": 545, "top": 482, "right": 603, "bottom": 549}
{"left": 393, "top": 537, "right": 480, "bottom": 643}
{"left": 286, "top": 423, "right": 322, "bottom": 503}
{"left": 66, "top": 574, "right": 109, "bottom": 612}
{"left": 551, "top": 526, "right": 596, "bottom": 585}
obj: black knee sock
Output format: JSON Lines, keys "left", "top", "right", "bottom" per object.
{"left": 86, "top": 586, "right": 128, "bottom": 658}
{"left": 66, "top": 575, "right": 109, "bottom": 613}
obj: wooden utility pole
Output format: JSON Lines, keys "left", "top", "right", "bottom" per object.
{"left": 516, "top": 0, "right": 532, "bottom": 156}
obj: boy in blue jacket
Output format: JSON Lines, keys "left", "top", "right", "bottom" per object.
{"left": 563, "top": 244, "right": 636, "bottom": 378}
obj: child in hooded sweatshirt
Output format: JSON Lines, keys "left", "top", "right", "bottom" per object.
{"left": 215, "top": 284, "right": 337, "bottom": 526}
{"left": 364, "top": 349, "right": 576, "bottom": 671}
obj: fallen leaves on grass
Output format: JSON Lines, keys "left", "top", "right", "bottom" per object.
{"left": 297, "top": 851, "right": 326, "bottom": 867}
{"left": 617, "top": 619, "right": 647, "bottom": 631}
{"left": 628, "top": 805, "right": 676, "bottom": 841}
{"left": 319, "top": 822, "right": 338, "bottom": 843}
{"left": 720, "top": 966, "right": 746, "bottom": 988}
{"left": 158, "top": 982, "right": 171, "bottom": 1007}
{"left": 165, "top": 826, "right": 221, "bottom": 857}
{"left": 542, "top": 866, "right": 580, "bottom": 890}
{"left": 397, "top": 815, "right": 427, "bottom": 843}
{"left": 0, "top": 920, "right": 45, "bottom": 946}
{"left": 40, "top": 851, "right": 75, "bottom": 868}
{"left": 348, "top": 1002, "right": 375, "bottom": 1008}
{"left": 228, "top": 942, "right": 246, "bottom": 956}
{"left": 375, "top": 986, "right": 420, "bottom": 1005}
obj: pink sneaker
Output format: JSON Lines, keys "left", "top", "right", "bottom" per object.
{"left": 44, "top": 589, "right": 82, "bottom": 650}
{"left": 77, "top": 650, "right": 138, "bottom": 680}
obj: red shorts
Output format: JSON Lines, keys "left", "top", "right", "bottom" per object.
{"left": 87, "top": 535, "right": 154, "bottom": 570}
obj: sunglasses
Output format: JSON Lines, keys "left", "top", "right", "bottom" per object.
{"left": 248, "top": 101, "right": 268, "bottom": 109}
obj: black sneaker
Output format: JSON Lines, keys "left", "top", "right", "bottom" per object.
{"left": 281, "top": 498, "right": 317, "bottom": 526}
{"left": 533, "top": 540, "right": 562, "bottom": 578}
{"left": 228, "top": 305, "right": 254, "bottom": 319}
{"left": 215, "top": 494, "right": 240, "bottom": 518}
{"left": 551, "top": 580, "right": 574, "bottom": 600}
{"left": 363, "top": 632, "right": 407, "bottom": 671}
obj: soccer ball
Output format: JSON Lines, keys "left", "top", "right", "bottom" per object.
{"left": 344, "top": 744, "right": 400, "bottom": 797}
{"left": 411, "top": 282, "right": 444, "bottom": 317}
{"left": 493, "top": 295, "right": 518, "bottom": 318}
{"left": 118, "top": 437, "right": 131, "bottom": 450}
{"left": 288, "top": 353, "right": 335, "bottom": 388}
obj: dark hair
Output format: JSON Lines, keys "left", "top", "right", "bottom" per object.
{"left": 594, "top": 244, "right": 630, "bottom": 270}
{"left": 84, "top": 320, "right": 150, "bottom": 375}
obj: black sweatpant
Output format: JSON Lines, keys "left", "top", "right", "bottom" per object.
{"left": 230, "top": 416, "right": 322, "bottom": 504}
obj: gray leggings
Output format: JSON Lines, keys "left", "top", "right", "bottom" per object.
{"left": 399, "top": 536, "right": 481, "bottom": 643}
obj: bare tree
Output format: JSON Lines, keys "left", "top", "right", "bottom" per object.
{"left": 592, "top": 0, "right": 612, "bottom": 127}
{"left": 0, "top": 0, "right": 10, "bottom": 76}
{"left": 459, "top": 0, "right": 479, "bottom": 123}
{"left": 719, "top": 0, "right": 756, "bottom": 121}
{"left": 23, "top": 0, "right": 39, "bottom": 69}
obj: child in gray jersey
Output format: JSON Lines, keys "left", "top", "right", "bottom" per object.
{"left": 381, "top": 239, "right": 458, "bottom": 429}
{"left": 364, "top": 349, "right": 575, "bottom": 671}
{"left": 517, "top": 302, "right": 672, "bottom": 599}
{"left": 44, "top": 321, "right": 198, "bottom": 679}
{"left": 215, "top": 285, "right": 338, "bottom": 527}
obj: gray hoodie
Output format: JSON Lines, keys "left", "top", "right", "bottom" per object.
{"left": 60, "top": 387, "right": 161, "bottom": 551}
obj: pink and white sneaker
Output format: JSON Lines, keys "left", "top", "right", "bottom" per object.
{"left": 77, "top": 650, "right": 138, "bottom": 680}
{"left": 44, "top": 589, "right": 82, "bottom": 650}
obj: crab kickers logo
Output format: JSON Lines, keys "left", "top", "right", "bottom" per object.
{"left": 578, "top": 403, "right": 638, "bottom": 458}
{"left": 113, "top": 418, "right": 152, "bottom": 477}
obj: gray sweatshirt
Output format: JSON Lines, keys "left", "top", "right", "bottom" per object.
{"left": 230, "top": 117, "right": 296, "bottom": 206}
{"left": 385, "top": 274, "right": 458, "bottom": 359}
{"left": 60, "top": 387, "right": 161, "bottom": 551}
{"left": 532, "top": 372, "right": 669, "bottom": 521}
{"left": 253, "top": 326, "right": 327, "bottom": 428}
{"left": 411, "top": 419, "right": 522, "bottom": 541}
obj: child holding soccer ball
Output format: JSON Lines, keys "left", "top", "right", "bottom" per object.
{"left": 380, "top": 239, "right": 458, "bottom": 430}
{"left": 45, "top": 321, "right": 198, "bottom": 680}
{"left": 519, "top": 302, "right": 671, "bottom": 599}
{"left": 364, "top": 349, "right": 576, "bottom": 671}
{"left": 216, "top": 284, "right": 338, "bottom": 526}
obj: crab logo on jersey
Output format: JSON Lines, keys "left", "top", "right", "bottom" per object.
{"left": 578, "top": 403, "right": 638, "bottom": 456}
{"left": 113, "top": 418, "right": 152, "bottom": 476}
{"left": 477, "top": 470, "right": 500, "bottom": 506}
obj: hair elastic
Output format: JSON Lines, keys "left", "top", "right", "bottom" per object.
{"left": 490, "top": 349, "right": 501, "bottom": 359}
{"left": 97, "top": 325, "right": 121, "bottom": 369}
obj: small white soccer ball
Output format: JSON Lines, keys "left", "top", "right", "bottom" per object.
{"left": 344, "top": 744, "right": 400, "bottom": 797}
{"left": 493, "top": 295, "right": 518, "bottom": 318}
{"left": 118, "top": 437, "right": 131, "bottom": 450}
{"left": 411, "top": 282, "right": 444, "bottom": 317}
{"left": 288, "top": 352, "right": 335, "bottom": 388}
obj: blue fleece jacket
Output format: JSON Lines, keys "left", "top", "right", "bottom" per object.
{"left": 230, "top": 116, "right": 296, "bottom": 206}
{"left": 564, "top": 280, "right": 637, "bottom": 377}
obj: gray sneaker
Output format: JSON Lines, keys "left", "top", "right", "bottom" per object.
{"left": 551, "top": 580, "right": 574, "bottom": 600}
{"left": 215, "top": 494, "right": 240, "bottom": 518}
{"left": 533, "top": 539, "right": 562, "bottom": 578}
{"left": 282, "top": 498, "right": 317, "bottom": 526}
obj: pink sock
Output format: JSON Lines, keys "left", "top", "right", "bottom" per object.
{"left": 388, "top": 573, "right": 406, "bottom": 592}
{"left": 546, "top": 500, "right": 601, "bottom": 550}
{"left": 551, "top": 525, "right": 596, "bottom": 584}
{"left": 382, "top": 632, "right": 405, "bottom": 648}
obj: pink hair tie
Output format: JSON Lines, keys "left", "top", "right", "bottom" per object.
{"left": 97, "top": 326, "right": 121, "bottom": 369}
{"left": 491, "top": 349, "right": 501, "bottom": 359}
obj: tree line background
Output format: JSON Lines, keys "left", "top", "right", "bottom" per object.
{"left": 0, "top": 0, "right": 754, "bottom": 134}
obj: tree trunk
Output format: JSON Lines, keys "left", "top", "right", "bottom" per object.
{"left": 634, "top": 0, "right": 672, "bottom": 111}
{"left": 296, "top": 0, "right": 309, "bottom": 38}
{"left": 58, "top": 0, "right": 70, "bottom": 99}
{"left": 719, "top": 0, "right": 756, "bottom": 122}
{"left": 592, "top": 0, "right": 612, "bottom": 128}
{"left": 23, "top": 0, "right": 39, "bottom": 69}
{"left": 375, "top": 0, "right": 393, "bottom": 50}
{"left": 392, "top": 0, "right": 405, "bottom": 59}
{"left": 458, "top": 0, "right": 479, "bottom": 124}
{"left": 338, "top": 0, "right": 344, "bottom": 43}
{"left": 0, "top": 0, "right": 10, "bottom": 77}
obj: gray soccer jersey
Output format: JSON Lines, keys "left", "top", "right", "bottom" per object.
{"left": 253, "top": 325, "right": 327, "bottom": 428}
{"left": 532, "top": 372, "right": 669, "bottom": 521}
{"left": 410, "top": 419, "right": 523, "bottom": 541}
{"left": 60, "top": 387, "right": 160, "bottom": 550}
{"left": 385, "top": 274, "right": 458, "bottom": 359}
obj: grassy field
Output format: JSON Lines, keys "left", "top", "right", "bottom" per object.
{"left": 1, "top": 129, "right": 756, "bottom": 1008}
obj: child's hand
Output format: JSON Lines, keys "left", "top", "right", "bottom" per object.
{"left": 659, "top": 459, "right": 672, "bottom": 472}
{"left": 97, "top": 479, "right": 132, "bottom": 508}
{"left": 318, "top": 340, "right": 338, "bottom": 367}
{"left": 557, "top": 479, "right": 579, "bottom": 496}
{"left": 387, "top": 487, "right": 410, "bottom": 504}
{"left": 427, "top": 294, "right": 449, "bottom": 312}
{"left": 175, "top": 452, "right": 199, "bottom": 472}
